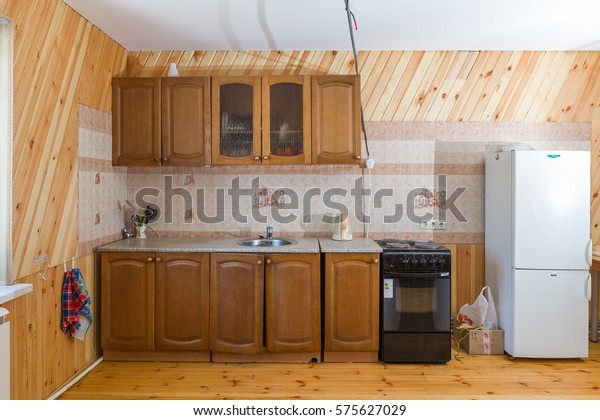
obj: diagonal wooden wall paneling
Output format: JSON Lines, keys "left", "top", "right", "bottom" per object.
{"left": 1, "top": 0, "right": 127, "bottom": 399}
{"left": 3, "top": 0, "right": 127, "bottom": 281}
{"left": 128, "top": 50, "right": 600, "bottom": 243}
{"left": 127, "top": 50, "right": 599, "bottom": 123}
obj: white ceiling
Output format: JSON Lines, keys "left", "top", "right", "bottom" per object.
{"left": 64, "top": 0, "right": 600, "bottom": 52}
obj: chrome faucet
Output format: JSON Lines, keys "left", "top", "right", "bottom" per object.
{"left": 266, "top": 226, "right": 273, "bottom": 239}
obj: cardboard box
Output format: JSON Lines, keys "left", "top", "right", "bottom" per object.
{"left": 453, "top": 318, "right": 505, "bottom": 355}
{"left": 458, "top": 329, "right": 504, "bottom": 355}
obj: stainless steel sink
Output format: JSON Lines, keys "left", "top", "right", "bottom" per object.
{"left": 237, "top": 238, "right": 297, "bottom": 247}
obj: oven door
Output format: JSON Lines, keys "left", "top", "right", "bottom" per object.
{"left": 382, "top": 273, "right": 450, "bottom": 333}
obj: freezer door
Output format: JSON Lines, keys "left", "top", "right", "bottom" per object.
{"left": 510, "top": 270, "right": 589, "bottom": 358}
{"left": 513, "top": 151, "right": 590, "bottom": 270}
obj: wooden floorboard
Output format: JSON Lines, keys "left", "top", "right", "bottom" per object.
{"left": 57, "top": 341, "right": 600, "bottom": 400}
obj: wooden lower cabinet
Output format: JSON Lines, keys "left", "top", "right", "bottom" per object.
{"left": 155, "top": 253, "right": 210, "bottom": 351}
{"left": 209, "top": 253, "right": 264, "bottom": 354}
{"left": 324, "top": 253, "right": 380, "bottom": 362}
{"left": 101, "top": 252, "right": 210, "bottom": 361}
{"left": 101, "top": 252, "right": 155, "bottom": 351}
{"left": 265, "top": 254, "right": 320, "bottom": 353}
{"left": 210, "top": 253, "right": 321, "bottom": 362}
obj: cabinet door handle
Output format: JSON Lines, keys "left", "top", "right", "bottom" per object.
{"left": 254, "top": 156, "right": 261, "bottom": 161}
{"left": 263, "top": 155, "right": 269, "bottom": 161}
{"left": 372, "top": 258, "right": 379, "bottom": 264}
{"left": 155, "top": 257, "right": 162, "bottom": 262}
{"left": 266, "top": 258, "right": 272, "bottom": 264}
{"left": 147, "top": 257, "right": 153, "bottom": 262}
{"left": 257, "top": 259, "right": 263, "bottom": 265}
{"left": 355, "top": 155, "right": 361, "bottom": 160}
{"left": 162, "top": 157, "right": 168, "bottom": 162}
{"left": 154, "top": 158, "right": 160, "bottom": 163}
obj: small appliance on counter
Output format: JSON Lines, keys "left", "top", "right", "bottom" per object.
{"left": 332, "top": 212, "right": 352, "bottom": 241}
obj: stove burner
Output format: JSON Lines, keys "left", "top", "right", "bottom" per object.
{"left": 413, "top": 242, "right": 441, "bottom": 250}
{"left": 384, "top": 241, "right": 411, "bottom": 248}
{"left": 376, "top": 238, "right": 443, "bottom": 251}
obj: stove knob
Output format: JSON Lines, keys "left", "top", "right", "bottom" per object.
{"left": 430, "top": 257, "right": 438, "bottom": 264}
{"left": 401, "top": 258, "right": 409, "bottom": 264}
{"left": 420, "top": 257, "right": 427, "bottom": 264}
{"left": 411, "top": 257, "right": 418, "bottom": 265}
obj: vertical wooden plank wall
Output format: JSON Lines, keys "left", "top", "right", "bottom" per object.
{"left": 0, "top": 254, "right": 98, "bottom": 399}
{"left": 0, "top": 0, "right": 127, "bottom": 399}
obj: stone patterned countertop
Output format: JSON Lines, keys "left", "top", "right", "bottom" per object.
{"left": 97, "top": 237, "right": 321, "bottom": 254}
{"left": 318, "top": 238, "right": 382, "bottom": 253}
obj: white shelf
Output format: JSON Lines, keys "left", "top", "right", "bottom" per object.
{"left": 0, "top": 284, "right": 33, "bottom": 305}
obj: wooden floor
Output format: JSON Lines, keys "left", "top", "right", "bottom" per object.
{"left": 59, "top": 341, "right": 600, "bottom": 400}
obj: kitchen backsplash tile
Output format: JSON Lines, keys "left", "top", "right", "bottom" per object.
{"left": 77, "top": 104, "right": 127, "bottom": 256}
{"left": 123, "top": 121, "right": 589, "bottom": 243}
{"left": 75, "top": 120, "right": 590, "bottom": 247}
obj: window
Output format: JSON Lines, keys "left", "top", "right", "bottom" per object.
{"left": 0, "top": 16, "right": 12, "bottom": 284}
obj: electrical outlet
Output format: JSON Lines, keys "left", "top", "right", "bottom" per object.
{"left": 420, "top": 220, "right": 447, "bottom": 230}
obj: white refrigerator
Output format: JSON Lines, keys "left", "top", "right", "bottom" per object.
{"left": 485, "top": 150, "right": 592, "bottom": 358}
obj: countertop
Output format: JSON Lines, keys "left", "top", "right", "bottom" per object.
{"left": 97, "top": 237, "right": 321, "bottom": 254}
{"left": 318, "top": 238, "right": 382, "bottom": 253}
{"left": 0, "top": 283, "right": 34, "bottom": 305}
{"left": 97, "top": 237, "right": 382, "bottom": 254}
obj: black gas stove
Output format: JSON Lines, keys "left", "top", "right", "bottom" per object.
{"left": 375, "top": 239, "right": 451, "bottom": 274}
{"left": 375, "top": 239, "right": 451, "bottom": 363}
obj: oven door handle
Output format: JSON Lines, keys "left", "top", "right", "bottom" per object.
{"left": 386, "top": 272, "right": 450, "bottom": 278}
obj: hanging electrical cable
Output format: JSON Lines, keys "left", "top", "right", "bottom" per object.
{"left": 344, "top": 0, "right": 370, "bottom": 158}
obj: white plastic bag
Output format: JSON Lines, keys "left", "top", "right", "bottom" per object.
{"left": 457, "top": 286, "right": 498, "bottom": 330}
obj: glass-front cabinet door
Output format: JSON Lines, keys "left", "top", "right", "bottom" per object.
{"left": 211, "top": 76, "right": 311, "bottom": 165}
{"left": 211, "top": 77, "right": 261, "bottom": 165}
{"left": 262, "top": 76, "right": 311, "bottom": 164}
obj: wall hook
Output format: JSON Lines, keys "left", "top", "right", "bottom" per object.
{"left": 37, "top": 264, "right": 50, "bottom": 281}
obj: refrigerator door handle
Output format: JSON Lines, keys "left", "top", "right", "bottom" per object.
{"left": 586, "top": 273, "right": 592, "bottom": 301}
{"left": 586, "top": 238, "right": 593, "bottom": 267}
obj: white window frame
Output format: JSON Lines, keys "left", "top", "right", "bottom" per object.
{"left": 0, "top": 16, "right": 13, "bottom": 284}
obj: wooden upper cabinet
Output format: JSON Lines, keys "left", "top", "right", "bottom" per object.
{"left": 112, "top": 78, "right": 161, "bottom": 166}
{"left": 211, "top": 77, "right": 262, "bottom": 165}
{"left": 261, "top": 76, "right": 311, "bottom": 164}
{"left": 311, "top": 75, "right": 362, "bottom": 164}
{"left": 113, "top": 75, "right": 361, "bottom": 166}
{"left": 209, "top": 253, "right": 264, "bottom": 354}
{"left": 155, "top": 253, "right": 210, "bottom": 351}
{"left": 161, "top": 77, "right": 211, "bottom": 166}
{"left": 101, "top": 252, "right": 155, "bottom": 351}
{"left": 324, "top": 253, "right": 380, "bottom": 352}
{"left": 265, "top": 254, "right": 320, "bottom": 352}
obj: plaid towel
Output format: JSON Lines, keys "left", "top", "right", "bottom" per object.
{"left": 72, "top": 267, "right": 93, "bottom": 341}
{"left": 73, "top": 267, "right": 92, "bottom": 321}
{"left": 61, "top": 270, "right": 88, "bottom": 335}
